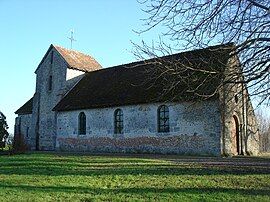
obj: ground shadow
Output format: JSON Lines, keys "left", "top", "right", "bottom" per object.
{"left": 0, "top": 153, "right": 270, "bottom": 176}
{"left": 0, "top": 183, "right": 269, "bottom": 197}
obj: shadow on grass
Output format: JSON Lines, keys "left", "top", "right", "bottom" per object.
{"left": 0, "top": 153, "right": 270, "bottom": 176}
{"left": 0, "top": 183, "right": 269, "bottom": 197}
{"left": 2, "top": 152, "right": 270, "bottom": 164}
{"left": 0, "top": 162, "right": 269, "bottom": 176}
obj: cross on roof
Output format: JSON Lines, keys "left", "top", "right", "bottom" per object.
{"left": 68, "top": 29, "right": 76, "bottom": 49}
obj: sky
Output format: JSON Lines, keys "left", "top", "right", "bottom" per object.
{"left": 0, "top": 0, "right": 167, "bottom": 133}
{"left": 0, "top": 0, "right": 269, "bottom": 133}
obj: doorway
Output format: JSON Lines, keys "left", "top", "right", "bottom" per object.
{"left": 231, "top": 115, "right": 240, "bottom": 155}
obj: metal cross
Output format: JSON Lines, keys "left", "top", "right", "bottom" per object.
{"left": 68, "top": 29, "right": 76, "bottom": 49}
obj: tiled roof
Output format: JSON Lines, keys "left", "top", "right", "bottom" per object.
{"left": 54, "top": 43, "right": 234, "bottom": 111}
{"left": 54, "top": 45, "right": 102, "bottom": 72}
{"left": 15, "top": 97, "right": 33, "bottom": 115}
{"left": 16, "top": 45, "right": 102, "bottom": 115}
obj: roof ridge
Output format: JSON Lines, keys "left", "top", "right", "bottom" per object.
{"left": 83, "top": 42, "right": 234, "bottom": 75}
{"left": 52, "top": 44, "right": 102, "bottom": 72}
{"left": 54, "top": 43, "right": 232, "bottom": 111}
{"left": 53, "top": 44, "right": 97, "bottom": 59}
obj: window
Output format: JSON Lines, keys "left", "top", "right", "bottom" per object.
{"left": 114, "top": 109, "right": 123, "bottom": 134}
{"left": 78, "top": 112, "right": 86, "bottom": 135}
{"left": 50, "top": 51, "right": 54, "bottom": 64}
{"left": 26, "top": 127, "right": 29, "bottom": 138}
{"left": 158, "top": 105, "right": 170, "bottom": 133}
{"left": 235, "top": 94, "right": 239, "bottom": 103}
{"left": 48, "top": 75, "right": 52, "bottom": 91}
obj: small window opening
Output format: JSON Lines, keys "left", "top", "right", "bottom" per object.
{"left": 26, "top": 127, "right": 29, "bottom": 138}
{"left": 235, "top": 95, "right": 239, "bottom": 103}
{"left": 50, "top": 51, "right": 54, "bottom": 64}
{"left": 48, "top": 75, "right": 52, "bottom": 91}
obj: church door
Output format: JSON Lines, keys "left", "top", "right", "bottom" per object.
{"left": 231, "top": 116, "right": 240, "bottom": 155}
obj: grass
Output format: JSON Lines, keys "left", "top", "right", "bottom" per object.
{"left": 0, "top": 153, "right": 269, "bottom": 201}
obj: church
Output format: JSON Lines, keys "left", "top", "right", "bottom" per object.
{"left": 14, "top": 43, "right": 260, "bottom": 156}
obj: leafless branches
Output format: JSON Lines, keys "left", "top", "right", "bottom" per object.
{"left": 256, "top": 110, "right": 270, "bottom": 152}
{"left": 135, "top": 0, "right": 270, "bottom": 105}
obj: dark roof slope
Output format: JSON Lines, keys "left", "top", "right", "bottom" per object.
{"left": 15, "top": 97, "right": 33, "bottom": 115}
{"left": 54, "top": 43, "right": 234, "bottom": 111}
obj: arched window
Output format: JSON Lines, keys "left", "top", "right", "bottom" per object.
{"left": 78, "top": 112, "right": 86, "bottom": 135}
{"left": 114, "top": 109, "right": 123, "bottom": 134}
{"left": 158, "top": 105, "right": 170, "bottom": 133}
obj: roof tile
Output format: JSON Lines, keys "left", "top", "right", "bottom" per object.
{"left": 54, "top": 45, "right": 102, "bottom": 72}
{"left": 15, "top": 97, "right": 33, "bottom": 115}
{"left": 54, "top": 43, "right": 234, "bottom": 111}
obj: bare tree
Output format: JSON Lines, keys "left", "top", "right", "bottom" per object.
{"left": 256, "top": 110, "right": 270, "bottom": 152}
{"left": 135, "top": 0, "right": 270, "bottom": 104}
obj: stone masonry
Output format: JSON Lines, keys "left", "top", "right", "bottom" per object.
{"left": 15, "top": 44, "right": 260, "bottom": 156}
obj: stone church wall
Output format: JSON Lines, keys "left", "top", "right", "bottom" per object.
{"left": 30, "top": 48, "right": 85, "bottom": 150}
{"left": 14, "top": 114, "right": 35, "bottom": 149}
{"left": 56, "top": 100, "right": 221, "bottom": 155}
{"left": 220, "top": 56, "right": 260, "bottom": 156}
{"left": 245, "top": 98, "right": 260, "bottom": 155}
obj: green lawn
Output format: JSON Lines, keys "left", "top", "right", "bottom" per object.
{"left": 0, "top": 153, "right": 269, "bottom": 201}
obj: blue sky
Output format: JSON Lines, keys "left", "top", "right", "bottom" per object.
{"left": 0, "top": 0, "right": 167, "bottom": 133}
{"left": 0, "top": 0, "right": 269, "bottom": 133}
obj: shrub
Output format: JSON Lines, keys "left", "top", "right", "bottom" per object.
{"left": 12, "top": 133, "right": 28, "bottom": 154}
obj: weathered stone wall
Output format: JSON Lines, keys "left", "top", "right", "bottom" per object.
{"left": 220, "top": 81, "right": 244, "bottom": 156}
{"left": 14, "top": 114, "right": 34, "bottom": 149}
{"left": 245, "top": 98, "right": 260, "bottom": 155}
{"left": 220, "top": 56, "right": 259, "bottom": 156}
{"left": 29, "top": 47, "right": 85, "bottom": 150}
{"left": 56, "top": 101, "right": 221, "bottom": 155}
